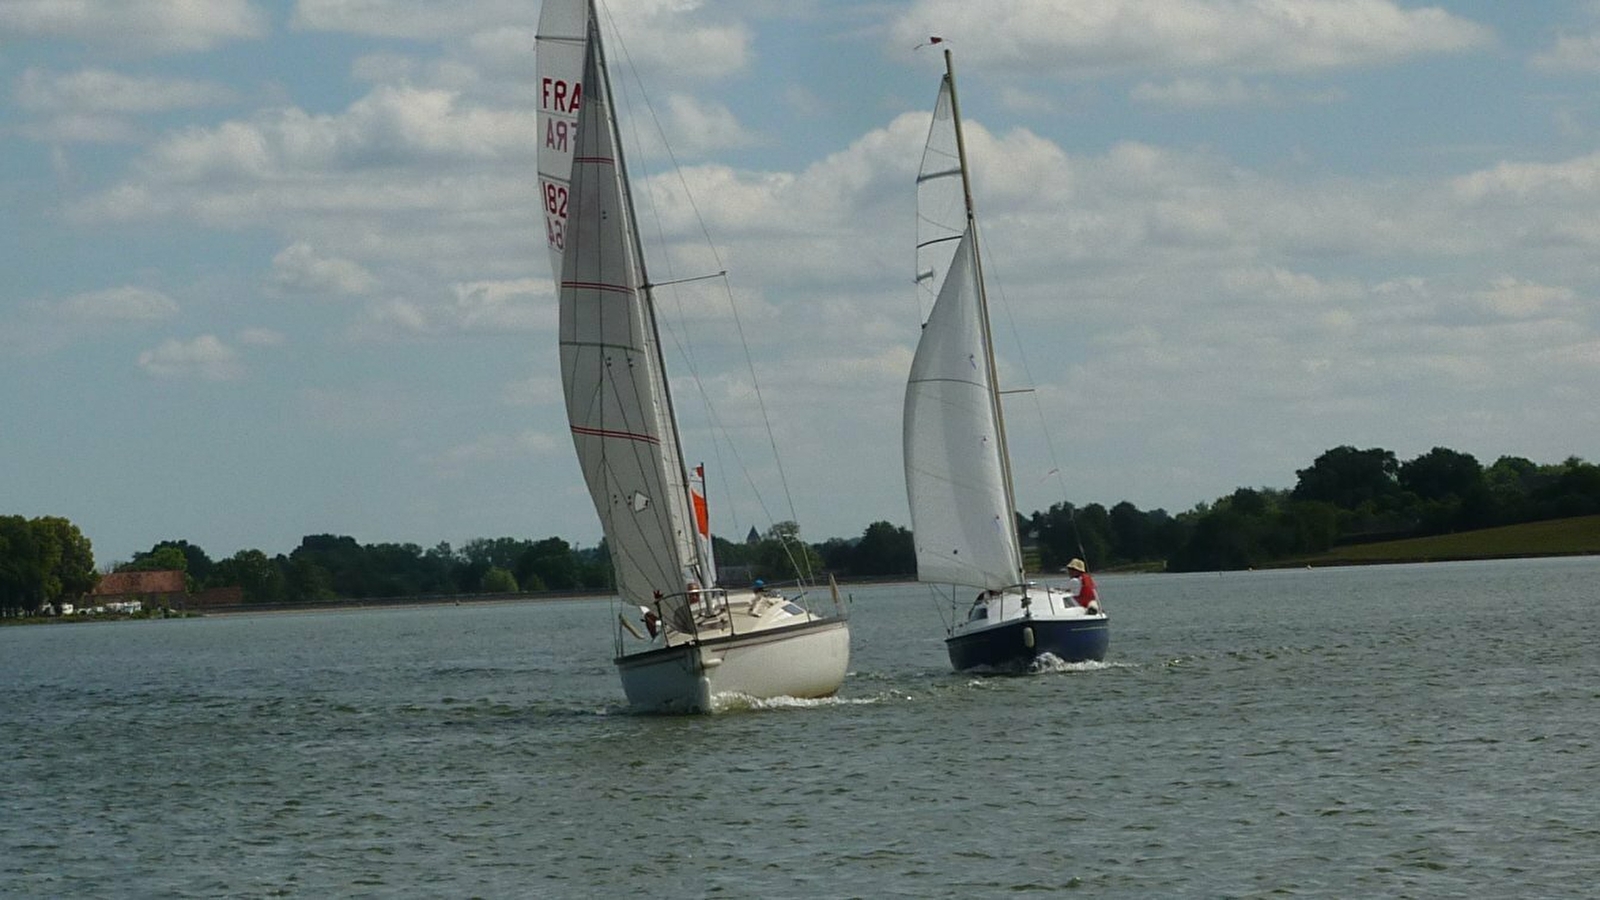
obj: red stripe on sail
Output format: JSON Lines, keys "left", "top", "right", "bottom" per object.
{"left": 571, "top": 424, "right": 660, "bottom": 445}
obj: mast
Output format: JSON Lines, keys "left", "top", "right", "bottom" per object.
{"left": 589, "top": 2, "right": 711, "bottom": 584}
{"left": 943, "top": 48, "right": 1025, "bottom": 584}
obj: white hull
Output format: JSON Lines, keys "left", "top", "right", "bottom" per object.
{"left": 616, "top": 615, "right": 850, "bottom": 714}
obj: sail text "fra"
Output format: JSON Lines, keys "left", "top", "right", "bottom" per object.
{"left": 542, "top": 79, "right": 582, "bottom": 152}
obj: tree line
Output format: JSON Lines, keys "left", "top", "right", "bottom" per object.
{"left": 1029, "top": 447, "right": 1600, "bottom": 573}
{"left": 5, "top": 446, "right": 1598, "bottom": 615}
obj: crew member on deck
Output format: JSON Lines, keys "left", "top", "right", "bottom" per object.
{"left": 1065, "top": 558, "right": 1100, "bottom": 614}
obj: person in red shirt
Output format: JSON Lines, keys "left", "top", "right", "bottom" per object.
{"left": 1066, "top": 558, "right": 1100, "bottom": 614}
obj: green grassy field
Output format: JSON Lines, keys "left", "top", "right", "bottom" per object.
{"left": 1283, "top": 514, "right": 1600, "bottom": 567}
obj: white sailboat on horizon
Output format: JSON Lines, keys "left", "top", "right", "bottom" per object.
{"left": 904, "top": 47, "right": 1109, "bottom": 672}
{"left": 535, "top": 0, "right": 849, "bottom": 712}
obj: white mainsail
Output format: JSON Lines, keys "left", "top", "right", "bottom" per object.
{"left": 536, "top": 0, "right": 704, "bottom": 623}
{"left": 914, "top": 74, "right": 966, "bottom": 308}
{"left": 903, "top": 69, "right": 1024, "bottom": 592}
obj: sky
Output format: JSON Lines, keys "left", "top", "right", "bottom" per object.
{"left": 4, "top": 0, "right": 1600, "bottom": 569}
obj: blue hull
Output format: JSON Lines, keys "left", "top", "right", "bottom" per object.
{"left": 946, "top": 616, "right": 1109, "bottom": 672}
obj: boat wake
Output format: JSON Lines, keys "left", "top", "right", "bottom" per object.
{"left": 1028, "top": 653, "right": 1115, "bottom": 674}
{"left": 712, "top": 692, "right": 884, "bottom": 712}
{"left": 954, "top": 655, "right": 1128, "bottom": 677}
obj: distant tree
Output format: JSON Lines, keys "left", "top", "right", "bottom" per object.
{"left": 1282, "top": 500, "right": 1340, "bottom": 554}
{"left": 481, "top": 566, "right": 519, "bottom": 593}
{"left": 851, "top": 521, "right": 914, "bottom": 576}
{"left": 0, "top": 515, "right": 98, "bottom": 615}
{"left": 1483, "top": 456, "right": 1538, "bottom": 524}
{"left": 1106, "top": 501, "right": 1153, "bottom": 563}
{"left": 1399, "top": 447, "right": 1484, "bottom": 504}
{"left": 1293, "top": 446, "right": 1400, "bottom": 509}
{"left": 32, "top": 516, "right": 99, "bottom": 606}
{"left": 211, "top": 549, "right": 285, "bottom": 604}
{"left": 815, "top": 536, "right": 856, "bottom": 574}
{"left": 516, "top": 537, "right": 578, "bottom": 590}
{"left": 128, "top": 540, "right": 213, "bottom": 583}
{"left": 364, "top": 542, "right": 429, "bottom": 596}
{"left": 712, "top": 534, "right": 753, "bottom": 567}
{"left": 765, "top": 521, "right": 802, "bottom": 542}
{"left": 1169, "top": 508, "right": 1260, "bottom": 572}
{"left": 1535, "top": 457, "right": 1600, "bottom": 517}
{"left": 1226, "top": 487, "right": 1270, "bottom": 517}
{"left": 281, "top": 553, "right": 336, "bottom": 603}
{"left": 1032, "top": 502, "right": 1110, "bottom": 572}
{"left": 423, "top": 542, "right": 461, "bottom": 593}
{"left": 0, "top": 515, "right": 48, "bottom": 615}
{"left": 575, "top": 541, "right": 612, "bottom": 590}
{"left": 753, "top": 522, "right": 823, "bottom": 582}
{"left": 290, "top": 534, "right": 367, "bottom": 597}
{"left": 121, "top": 545, "right": 188, "bottom": 574}
{"left": 462, "top": 537, "right": 531, "bottom": 571}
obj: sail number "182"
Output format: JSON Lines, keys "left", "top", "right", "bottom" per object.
{"left": 541, "top": 179, "right": 568, "bottom": 251}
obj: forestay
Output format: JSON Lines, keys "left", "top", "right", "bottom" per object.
{"left": 536, "top": 0, "right": 703, "bottom": 620}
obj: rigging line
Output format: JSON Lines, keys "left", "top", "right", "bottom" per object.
{"left": 973, "top": 220, "right": 1083, "bottom": 558}
{"left": 647, "top": 271, "right": 727, "bottom": 289}
{"left": 592, "top": 1, "right": 751, "bottom": 542}
{"left": 599, "top": 3, "right": 798, "bottom": 552}
{"left": 658, "top": 311, "right": 784, "bottom": 533}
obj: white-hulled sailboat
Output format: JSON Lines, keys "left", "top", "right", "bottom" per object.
{"left": 904, "top": 48, "right": 1108, "bottom": 672}
{"left": 535, "top": 0, "right": 849, "bottom": 712}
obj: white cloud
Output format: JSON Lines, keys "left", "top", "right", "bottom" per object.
{"left": 997, "top": 86, "right": 1057, "bottom": 115}
{"left": 290, "top": 0, "right": 530, "bottom": 39}
{"left": 427, "top": 428, "right": 561, "bottom": 477}
{"left": 1531, "top": 32, "right": 1600, "bottom": 73}
{"left": 15, "top": 68, "right": 236, "bottom": 115}
{"left": 343, "top": 278, "right": 549, "bottom": 341}
{"left": 0, "top": 0, "right": 268, "bottom": 54}
{"left": 16, "top": 114, "right": 142, "bottom": 144}
{"left": 60, "top": 285, "right": 179, "bottom": 322}
{"left": 1474, "top": 278, "right": 1578, "bottom": 320}
{"left": 351, "top": 297, "right": 431, "bottom": 338}
{"left": 1452, "top": 152, "right": 1600, "bottom": 203}
{"left": 658, "top": 94, "right": 756, "bottom": 156}
{"left": 137, "top": 334, "right": 243, "bottom": 380}
{"left": 1130, "top": 76, "right": 1345, "bottom": 108}
{"left": 139, "top": 85, "right": 534, "bottom": 182}
{"left": 292, "top": 0, "right": 748, "bottom": 79}
{"left": 448, "top": 278, "right": 550, "bottom": 332}
{"left": 501, "top": 374, "right": 562, "bottom": 407}
{"left": 888, "top": 0, "right": 1491, "bottom": 75}
{"left": 238, "top": 327, "right": 286, "bottom": 346}
{"left": 270, "top": 241, "right": 379, "bottom": 296}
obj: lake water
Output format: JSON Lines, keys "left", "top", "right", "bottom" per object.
{"left": 3, "top": 557, "right": 1597, "bottom": 898}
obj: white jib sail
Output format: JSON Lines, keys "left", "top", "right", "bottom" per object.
{"left": 538, "top": 0, "right": 701, "bottom": 620}
{"left": 904, "top": 228, "right": 1022, "bottom": 591}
